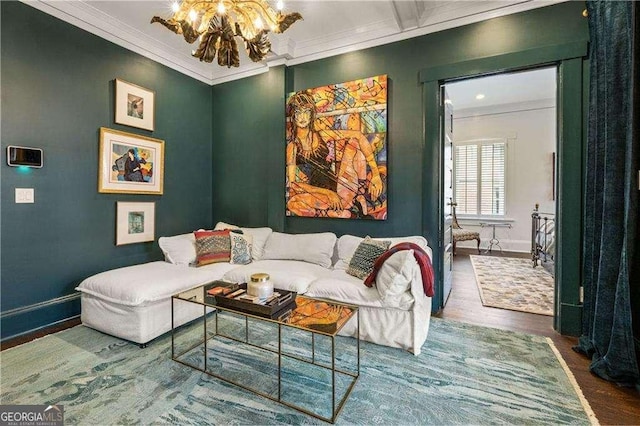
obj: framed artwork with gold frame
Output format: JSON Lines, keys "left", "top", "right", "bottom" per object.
{"left": 116, "top": 201, "right": 155, "bottom": 245}
{"left": 115, "top": 78, "right": 155, "bottom": 131}
{"left": 98, "top": 127, "right": 164, "bottom": 195}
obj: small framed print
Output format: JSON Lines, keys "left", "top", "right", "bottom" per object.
{"left": 115, "top": 79, "right": 155, "bottom": 131}
{"left": 99, "top": 127, "right": 164, "bottom": 195}
{"left": 116, "top": 202, "right": 155, "bottom": 245}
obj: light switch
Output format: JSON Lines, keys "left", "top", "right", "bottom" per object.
{"left": 15, "top": 188, "right": 34, "bottom": 203}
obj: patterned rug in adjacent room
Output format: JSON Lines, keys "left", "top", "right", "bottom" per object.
{"left": 470, "top": 255, "right": 554, "bottom": 316}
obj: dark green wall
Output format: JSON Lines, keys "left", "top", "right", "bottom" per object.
{"left": 212, "top": 67, "right": 285, "bottom": 229}
{"left": 211, "top": 2, "right": 589, "bottom": 331}
{"left": 1, "top": 0, "right": 591, "bottom": 339}
{"left": 1, "top": 2, "right": 213, "bottom": 339}
{"left": 285, "top": 55, "right": 424, "bottom": 238}
{"left": 212, "top": 1, "right": 588, "bottom": 240}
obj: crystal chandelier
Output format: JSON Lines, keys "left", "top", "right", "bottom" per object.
{"left": 152, "top": 0, "right": 302, "bottom": 68}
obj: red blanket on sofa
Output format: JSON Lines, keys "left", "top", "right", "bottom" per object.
{"left": 363, "top": 242, "right": 435, "bottom": 297}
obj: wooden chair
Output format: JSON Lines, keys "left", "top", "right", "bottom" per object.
{"left": 452, "top": 206, "right": 481, "bottom": 254}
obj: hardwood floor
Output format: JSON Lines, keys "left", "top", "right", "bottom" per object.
{"left": 1, "top": 317, "right": 81, "bottom": 351}
{"left": 436, "top": 249, "right": 640, "bottom": 425}
{"left": 3, "top": 256, "right": 639, "bottom": 424}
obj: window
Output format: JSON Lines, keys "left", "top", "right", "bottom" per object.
{"left": 454, "top": 140, "right": 506, "bottom": 216}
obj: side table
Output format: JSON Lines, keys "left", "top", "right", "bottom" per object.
{"left": 479, "top": 222, "right": 512, "bottom": 253}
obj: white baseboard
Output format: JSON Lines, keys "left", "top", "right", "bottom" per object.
{"left": 456, "top": 238, "right": 531, "bottom": 253}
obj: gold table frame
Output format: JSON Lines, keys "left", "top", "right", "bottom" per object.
{"left": 171, "top": 286, "right": 360, "bottom": 423}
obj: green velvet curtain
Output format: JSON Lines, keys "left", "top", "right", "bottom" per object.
{"left": 576, "top": 0, "right": 639, "bottom": 388}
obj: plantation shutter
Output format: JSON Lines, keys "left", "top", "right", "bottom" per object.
{"left": 480, "top": 143, "right": 505, "bottom": 215}
{"left": 454, "top": 145, "right": 478, "bottom": 215}
{"left": 454, "top": 141, "right": 506, "bottom": 216}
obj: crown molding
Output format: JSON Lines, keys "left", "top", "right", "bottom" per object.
{"left": 210, "top": 65, "right": 270, "bottom": 86}
{"left": 22, "top": 0, "right": 215, "bottom": 84}
{"left": 455, "top": 98, "right": 556, "bottom": 119}
{"left": 22, "top": 0, "right": 567, "bottom": 86}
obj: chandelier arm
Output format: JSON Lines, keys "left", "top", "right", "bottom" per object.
{"left": 234, "top": 0, "right": 280, "bottom": 28}
{"left": 217, "top": 37, "right": 240, "bottom": 67}
{"left": 193, "top": 31, "right": 220, "bottom": 63}
{"left": 150, "top": 16, "right": 201, "bottom": 43}
{"left": 231, "top": 6, "right": 269, "bottom": 39}
{"left": 150, "top": 16, "right": 182, "bottom": 34}
{"left": 241, "top": 29, "right": 271, "bottom": 62}
{"left": 275, "top": 12, "right": 302, "bottom": 33}
{"left": 180, "top": 20, "right": 203, "bottom": 43}
{"left": 190, "top": 0, "right": 218, "bottom": 29}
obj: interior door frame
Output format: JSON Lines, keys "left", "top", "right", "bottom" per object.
{"left": 441, "top": 87, "right": 454, "bottom": 307}
{"left": 420, "top": 41, "right": 587, "bottom": 335}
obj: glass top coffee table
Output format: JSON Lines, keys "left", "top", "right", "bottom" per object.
{"left": 171, "top": 283, "right": 360, "bottom": 424}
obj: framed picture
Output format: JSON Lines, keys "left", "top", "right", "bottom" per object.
{"left": 116, "top": 202, "right": 155, "bottom": 245}
{"left": 99, "top": 127, "right": 164, "bottom": 194}
{"left": 115, "top": 79, "right": 155, "bottom": 131}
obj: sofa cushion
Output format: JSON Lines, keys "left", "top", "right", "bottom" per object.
{"left": 262, "top": 232, "right": 337, "bottom": 268}
{"left": 214, "top": 222, "right": 272, "bottom": 261}
{"left": 305, "top": 271, "right": 384, "bottom": 308}
{"left": 75, "top": 261, "right": 237, "bottom": 306}
{"left": 222, "top": 260, "right": 331, "bottom": 293}
{"left": 158, "top": 233, "right": 196, "bottom": 266}
{"left": 334, "top": 234, "right": 430, "bottom": 270}
{"left": 307, "top": 270, "right": 415, "bottom": 310}
{"left": 229, "top": 231, "right": 252, "bottom": 265}
{"left": 194, "top": 230, "right": 231, "bottom": 266}
{"left": 213, "top": 221, "right": 239, "bottom": 231}
{"left": 346, "top": 237, "right": 390, "bottom": 279}
{"left": 373, "top": 249, "right": 417, "bottom": 307}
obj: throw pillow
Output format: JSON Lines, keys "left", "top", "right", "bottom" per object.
{"left": 157, "top": 233, "right": 196, "bottom": 266}
{"left": 213, "top": 221, "right": 240, "bottom": 231}
{"left": 334, "top": 234, "right": 429, "bottom": 270}
{"left": 213, "top": 222, "right": 273, "bottom": 261}
{"left": 194, "top": 230, "right": 231, "bottom": 266}
{"left": 229, "top": 231, "right": 252, "bottom": 265}
{"left": 346, "top": 236, "right": 391, "bottom": 280}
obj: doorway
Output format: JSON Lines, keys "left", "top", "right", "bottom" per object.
{"left": 440, "top": 67, "right": 558, "bottom": 333}
{"left": 420, "top": 43, "right": 586, "bottom": 335}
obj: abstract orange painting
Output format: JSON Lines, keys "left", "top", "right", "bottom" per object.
{"left": 285, "top": 75, "right": 387, "bottom": 220}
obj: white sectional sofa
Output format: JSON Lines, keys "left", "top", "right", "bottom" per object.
{"left": 76, "top": 223, "right": 433, "bottom": 355}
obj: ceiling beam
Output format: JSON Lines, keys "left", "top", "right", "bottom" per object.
{"left": 390, "top": 0, "right": 423, "bottom": 31}
{"left": 389, "top": 0, "right": 405, "bottom": 31}
{"left": 411, "top": 0, "right": 421, "bottom": 28}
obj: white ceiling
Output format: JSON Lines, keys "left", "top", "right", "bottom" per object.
{"left": 446, "top": 66, "right": 557, "bottom": 112}
{"left": 25, "top": 0, "right": 565, "bottom": 86}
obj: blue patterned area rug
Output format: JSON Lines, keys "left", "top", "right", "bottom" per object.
{"left": 1, "top": 317, "right": 596, "bottom": 425}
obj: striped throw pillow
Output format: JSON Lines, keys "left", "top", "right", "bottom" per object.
{"left": 194, "top": 230, "right": 231, "bottom": 266}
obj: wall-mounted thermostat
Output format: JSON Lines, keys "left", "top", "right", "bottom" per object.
{"left": 7, "top": 145, "right": 43, "bottom": 168}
